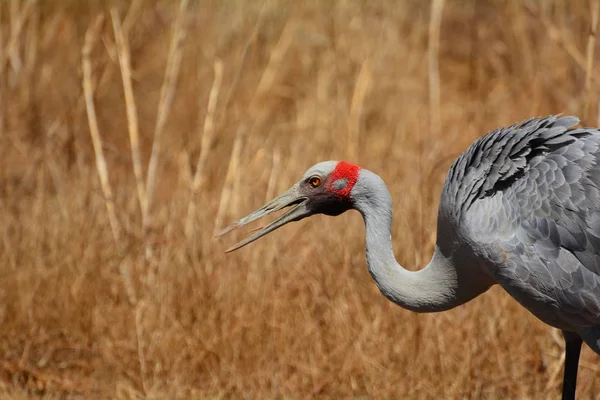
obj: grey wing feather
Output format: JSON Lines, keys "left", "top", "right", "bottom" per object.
{"left": 442, "top": 115, "right": 600, "bottom": 328}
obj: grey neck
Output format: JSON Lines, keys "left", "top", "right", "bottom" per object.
{"left": 351, "top": 169, "right": 484, "bottom": 313}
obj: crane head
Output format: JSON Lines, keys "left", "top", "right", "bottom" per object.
{"left": 216, "top": 161, "right": 361, "bottom": 252}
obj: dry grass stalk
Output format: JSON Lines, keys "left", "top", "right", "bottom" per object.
{"left": 6, "top": 0, "right": 36, "bottom": 80}
{"left": 541, "top": 19, "right": 587, "bottom": 69}
{"left": 583, "top": 0, "right": 600, "bottom": 122}
{"left": 218, "top": 1, "right": 268, "bottom": 117}
{"left": 424, "top": 0, "right": 446, "bottom": 246}
{"left": 144, "top": 0, "right": 189, "bottom": 235}
{"left": 510, "top": 0, "right": 534, "bottom": 83}
{"left": 250, "top": 20, "right": 295, "bottom": 130}
{"left": 348, "top": 60, "right": 371, "bottom": 162}
{"left": 135, "top": 301, "right": 148, "bottom": 395}
{"left": 122, "top": 0, "right": 144, "bottom": 35}
{"left": 185, "top": 59, "right": 224, "bottom": 238}
{"left": 546, "top": 351, "right": 566, "bottom": 391}
{"left": 0, "top": 2, "right": 4, "bottom": 138}
{"left": 428, "top": 0, "right": 445, "bottom": 137}
{"left": 265, "top": 148, "right": 280, "bottom": 202}
{"left": 529, "top": 3, "right": 600, "bottom": 86}
{"left": 19, "top": 0, "right": 38, "bottom": 112}
{"left": 82, "top": 14, "right": 121, "bottom": 245}
{"left": 7, "top": 0, "right": 24, "bottom": 76}
{"left": 213, "top": 127, "right": 244, "bottom": 236}
{"left": 111, "top": 8, "right": 147, "bottom": 226}
{"left": 253, "top": 19, "right": 296, "bottom": 107}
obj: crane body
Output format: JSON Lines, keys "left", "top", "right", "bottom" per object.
{"left": 218, "top": 115, "right": 600, "bottom": 399}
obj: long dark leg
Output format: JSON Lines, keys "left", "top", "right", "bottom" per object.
{"left": 561, "top": 330, "right": 583, "bottom": 400}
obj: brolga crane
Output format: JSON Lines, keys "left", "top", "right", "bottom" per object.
{"left": 218, "top": 115, "right": 600, "bottom": 400}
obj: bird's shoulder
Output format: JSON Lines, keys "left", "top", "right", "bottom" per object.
{"left": 446, "top": 115, "right": 600, "bottom": 265}
{"left": 442, "top": 115, "right": 599, "bottom": 216}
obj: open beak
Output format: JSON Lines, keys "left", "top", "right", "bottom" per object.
{"left": 215, "top": 185, "right": 311, "bottom": 252}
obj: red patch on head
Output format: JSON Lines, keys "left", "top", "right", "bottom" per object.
{"left": 328, "top": 161, "right": 361, "bottom": 198}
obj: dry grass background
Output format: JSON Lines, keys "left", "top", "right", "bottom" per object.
{"left": 1, "top": 0, "right": 600, "bottom": 398}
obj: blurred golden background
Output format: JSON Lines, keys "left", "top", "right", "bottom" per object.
{"left": 1, "top": 0, "right": 600, "bottom": 398}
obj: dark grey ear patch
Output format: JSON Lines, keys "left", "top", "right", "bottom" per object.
{"left": 332, "top": 178, "right": 348, "bottom": 190}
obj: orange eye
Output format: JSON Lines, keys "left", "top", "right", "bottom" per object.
{"left": 309, "top": 176, "right": 321, "bottom": 187}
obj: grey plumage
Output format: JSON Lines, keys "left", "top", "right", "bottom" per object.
{"left": 453, "top": 116, "right": 600, "bottom": 335}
